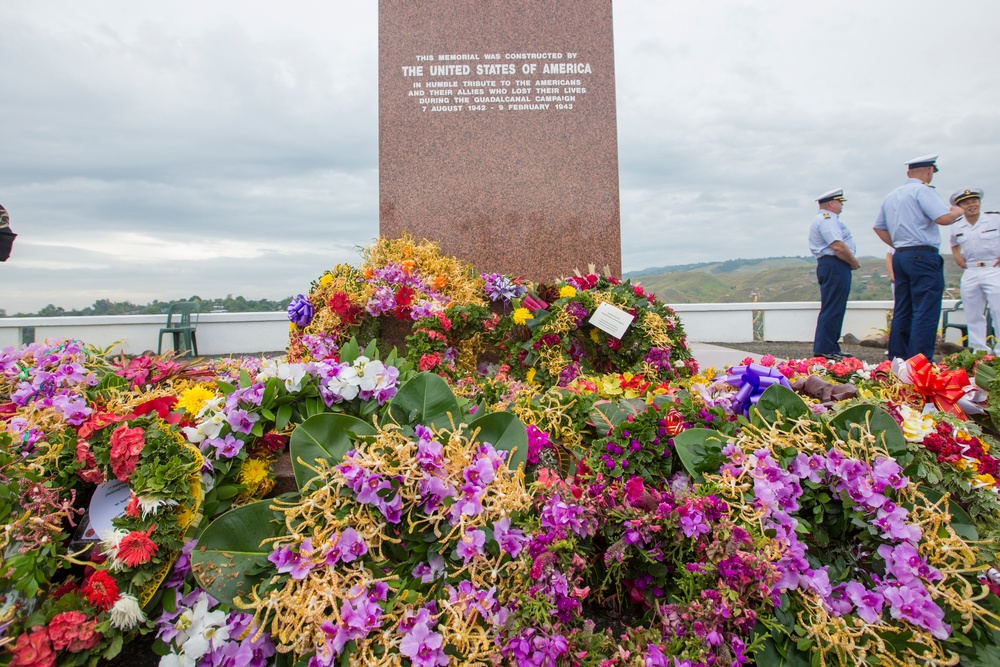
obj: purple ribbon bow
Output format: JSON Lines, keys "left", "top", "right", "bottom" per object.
{"left": 725, "top": 363, "right": 792, "bottom": 416}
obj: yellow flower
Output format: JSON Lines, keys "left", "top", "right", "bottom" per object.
{"left": 897, "top": 404, "right": 935, "bottom": 442}
{"left": 590, "top": 329, "right": 600, "bottom": 343}
{"left": 525, "top": 368, "right": 537, "bottom": 384}
{"left": 176, "top": 385, "right": 216, "bottom": 415}
{"left": 512, "top": 308, "right": 534, "bottom": 325}
{"left": 974, "top": 473, "right": 996, "bottom": 489}
{"left": 319, "top": 274, "right": 333, "bottom": 287}
{"left": 238, "top": 458, "right": 274, "bottom": 498}
{"left": 559, "top": 285, "right": 577, "bottom": 298}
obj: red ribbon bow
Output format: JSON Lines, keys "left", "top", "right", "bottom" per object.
{"left": 906, "top": 354, "right": 970, "bottom": 419}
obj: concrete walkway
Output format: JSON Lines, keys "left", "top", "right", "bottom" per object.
{"left": 688, "top": 342, "right": 762, "bottom": 372}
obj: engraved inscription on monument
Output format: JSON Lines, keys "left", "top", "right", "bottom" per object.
{"left": 400, "top": 52, "right": 592, "bottom": 114}
{"left": 379, "top": 0, "right": 621, "bottom": 282}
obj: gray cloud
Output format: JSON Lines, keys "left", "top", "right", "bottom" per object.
{"left": 2, "top": 1, "right": 1000, "bottom": 313}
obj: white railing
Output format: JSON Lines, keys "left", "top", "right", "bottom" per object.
{"left": 0, "top": 301, "right": 961, "bottom": 355}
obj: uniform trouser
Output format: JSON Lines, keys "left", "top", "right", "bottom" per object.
{"left": 960, "top": 266, "right": 1000, "bottom": 353}
{"left": 889, "top": 248, "right": 944, "bottom": 360}
{"left": 813, "top": 256, "right": 852, "bottom": 356}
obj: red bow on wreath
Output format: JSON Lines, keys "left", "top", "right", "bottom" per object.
{"left": 905, "top": 354, "right": 971, "bottom": 419}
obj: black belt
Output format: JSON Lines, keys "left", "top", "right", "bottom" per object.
{"left": 818, "top": 255, "right": 843, "bottom": 261}
{"left": 895, "top": 245, "right": 937, "bottom": 253}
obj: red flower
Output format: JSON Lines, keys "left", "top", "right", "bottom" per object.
{"left": 625, "top": 476, "right": 645, "bottom": 505}
{"left": 328, "top": 291, "right": 363, "bottom": 325}
{"left": 132, "top": 396, "right": 179, "bottom": 422}
{"left": 9, "top": 627, "right": 55, "bottom": 667}
{"left": 418, "top": 353, "right": 442, "bottom": 372}
{"left": 435, "top": 312, "right": 453, "bottom": 332}
{"left": 109, "top": 424, "right": 146, "bottom": 481}
{"left": 607, "top": 337, "right": 622, "bottom": 351}
{"left": 0, "top": 402, "right": 17, "bottom": 421}
{"left": 117, "top": 356, "right": 152, "bottom": 385}
{"left": 116, "top": 526, "right": 158, "bottom": 568}
{"left": 75, "top": 440, "right": 105, "bottom": 484}
{"left": 125, "top": 493, "right": 141, "bottom": 518}
{"left": 81, "top": 570, "right": 120, "bottom": 612}
{"left": 48, "top": 611, "right": 101, "bottom": 652}
{"left": 77, "top": 411, "right": 121, "bottom": 439}
{"left": 259, "top": 432, "right": 289, "bottom": 454}
{"left": 395, "top": 285, "right": 415, "bottom": 307}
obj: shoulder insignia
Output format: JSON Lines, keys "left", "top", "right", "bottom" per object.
{"left": 822, "top": 213, "right": 831, "bottom": 219}
{"left": 987, "top": 211, "right": 1000, "bottom": 215}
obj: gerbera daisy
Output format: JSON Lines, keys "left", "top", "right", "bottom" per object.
{"left": 238, "top": 458, "right": 274, "bottom": 498}
{"left": 176, "top": 384, "right": 217, "bottom": 416}
{"left": 114, "top": 526, "right": 158, "bottom": 569}
{"left": 81, "top": 569, "right": 120, "bottom": 612}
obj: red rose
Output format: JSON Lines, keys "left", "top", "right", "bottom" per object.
{"left": 9, "top": 628, "right": 55, "bottom": 667}
{"left": 109, "top": 424, "right": 145, "bottom": 481}
{"left": 48, "top": 611, "right": 101, "bottom": 653}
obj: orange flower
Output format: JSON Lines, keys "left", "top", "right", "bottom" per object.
{"left": 401, "top": 259, "right": 417, "bottom": 275}
{"left": 432, "top": 274, "right": 448, "bottom": 290}
{"left": 115, "top": 526, "right": 158, "bottom": 568}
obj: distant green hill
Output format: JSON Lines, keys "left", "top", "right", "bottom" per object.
{"left": 629, "top": 256, "right": 964, "bottom": 303}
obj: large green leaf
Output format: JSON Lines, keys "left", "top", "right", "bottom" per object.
{"left": 826, "top": 404, "right": 906, "bottom": 458}
{"left": 467, "top": 411, "right": 528, "bottom": 471}
{"left": 751, "top": 384, "right": 810, "bottom": 427}
{"left": 672, "top": 427, "right": 730, "bottom": 482}
{"left": 590, "top": 399, "right": 649, "bottom": 437}
{"left": 383, "top": 372, "right": 460, "bottom": 429}
{"left": 191, "top": 499, "right": 285, "bottom": 607}
{"left": 289, "top": 413, "right": 377, "bottom": 491}
{"left": 920, "top": 486, "right": 979, "bottom": 540}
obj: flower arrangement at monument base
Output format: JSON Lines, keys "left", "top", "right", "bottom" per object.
{"left": 286, "top": 235, "right": 487, "bottom": 364}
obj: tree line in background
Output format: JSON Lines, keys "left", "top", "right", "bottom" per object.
{"left": 2, "top": 295, "right": 295, "bottom": 318}
{"left": 1, "top": 254, "right": 966, "bottom": 318}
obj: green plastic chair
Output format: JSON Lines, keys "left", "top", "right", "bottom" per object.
{"left": 157, "top": 302, "right": 200, "bottom": 357}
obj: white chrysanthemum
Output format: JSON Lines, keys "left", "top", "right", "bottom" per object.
{"left": 110, "top": 593, "right": 146, "bottom": 630}
{"left": 100, "top": 528, "right": 129, "bottom": 559}
{"left": 137, "top": 496, "right": 179, "bottom": 519}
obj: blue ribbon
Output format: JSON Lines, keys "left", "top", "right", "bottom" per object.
{"left": 725, "top": 363, "right": 792, "bottom": 416}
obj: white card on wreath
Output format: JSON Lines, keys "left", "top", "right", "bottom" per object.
{"left": 589, "top": 302, "right": 634, "bottom": 339}
{"left": 88, "top": 479, "right": 132, "bottom": 540}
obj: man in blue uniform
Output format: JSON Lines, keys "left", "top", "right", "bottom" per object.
{"left": 873, "top": 155, "right": 965, "bottom": 360}
{"left": 809, "top": 189, "right": 860, "bottom": 359}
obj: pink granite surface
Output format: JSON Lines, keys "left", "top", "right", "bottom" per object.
{"left": 379, "top": 0, "right": 621, "bottom": 281}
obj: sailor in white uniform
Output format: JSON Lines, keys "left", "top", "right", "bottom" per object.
{"left": 949, "top": 188, "right": 1000, "bottom": 353}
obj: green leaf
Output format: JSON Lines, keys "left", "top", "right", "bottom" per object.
{"left": 672, "top": 428, "right": 730, "bottom": 482}
{"left": 384, "top": 373, "right": 460, "bottom": 429}
{"left": 192, "top": 499, "right": 285, "bottom": 607}
{"left": 920, "top": 486, "right": 979, "bottom": 540}
{"left": 289, "top": 414, "right": 377, "bottom": 491}
{"left": 826, "top": 404, "right": 906, "bottom": 457}
{"left": 276, "top": 404, "right": 293, "bottom": 431}
{"left": 340, "top": 338, "right": 360, "bottom": 364}
{"left": 590, "top": 399, "right": 649, "bottom": 437}
{"left": 467, "top": 412, "right": 528, "bottom": 471}
{"left": 751, "top": 384, "right": 810, "bottom": 427}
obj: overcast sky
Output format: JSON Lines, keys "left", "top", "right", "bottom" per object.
{"left": 3, "top": 1, "right": 999, "bottom": 313}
